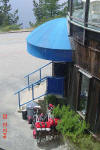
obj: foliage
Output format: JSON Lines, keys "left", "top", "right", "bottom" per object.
{"left": 53, "top": 105, "right": 88, "bottom": 142}
{"left": 0, "top": 0, "right": 11, "bottom": 25}
{"left": 38, "top": 100, "right": 47, "bottom": 114}
{"left": 44, "top": 95, "right": 57, "bottom": 105}
{"left": 0, "top": 24, "right": 20, "bottom": 32}
{"left": 53, "top": 105, "right": 100, "bottom": 150}
{"left": 29, "top": 21, "right": 35, "bottom": 28}
{"left": 32, "top": 0, "right": 68, "bottom": 24}
{"left": 52, "top": 104, "right": 62, "bottom": 118}
{"left": 29, "top": 15, "right": 62, "bottom": 28}
{"left": 59, "top": 2, "right": 68, "bottom": 17}
{"left": 0, "top": 0, "right": 20, "bottom": 29}
{"left": 44, "top": 94, "right": 66, "bottom": 107}
{"left": 78, "top": 135, "right": 100, "bottom": 150}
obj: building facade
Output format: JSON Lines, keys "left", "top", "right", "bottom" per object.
{"left": 66, "top": 0, "right": 100, "bottom": 134}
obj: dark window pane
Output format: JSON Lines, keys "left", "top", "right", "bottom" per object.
{"left": 72, "top": 0, "right": 86, "bottom": 24}
{"left": 88, "top": 0, "right": 100, "bottom": 30}
{"left": 79, "top": 74, "right": 90, "bottom": 116}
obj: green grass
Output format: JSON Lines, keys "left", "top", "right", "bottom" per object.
{"left": 0, "top": 25, "right": 21, "bottom": 32}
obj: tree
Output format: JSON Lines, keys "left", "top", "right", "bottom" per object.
{"left": 0, "top": 0, "right": 19, "bottom": 26}
{"left": 33, "top": 0, "right": 45, "bottom": 22}
{"left": 44, "top": 0, "right": 60, "bottom": 17}
{"left": 33, "top": 0, "right": 68, "bottom": 24}
{"left": 60, "top": 1, "right": 68, "bottom": 17}
{"left": 9, "top": 9, "right": 19, "bottom": 25}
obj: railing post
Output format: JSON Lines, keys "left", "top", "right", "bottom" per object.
{"left": 40, "top": 68, "right": 41, "bottom": 80}
{"left": 32, "top": 84, "right": 34, "bottom": 100}
{"left": 18, "top": 92, "right": 21, "bottom": 109}
{"left": 28, "top": 75, "right": 30, "bottom": 91}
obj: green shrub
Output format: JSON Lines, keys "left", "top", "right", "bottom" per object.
{"left": 52, "top": 104, "right": 62, "bottom": 118}
{"left": 53, "top": 105, "right": 100, "bottom": 149}
{"left": 57, "top": 97, "right": 67, "bottom": 106}
{"left": 8, "top": 24, "right": 21, "bottom": 30}
{"left": 78, "top": 135, "right": 100, "bottom": 150}
{"left": 53, "top": 105, "right": 88, "bottom": 142}
{"left": 44, "top": 95, "right": 66, "bottom": 106}
{"left": 44, "top": 95, "right": 57, "bottom": 106}
{"left": 0, "top": 24, "right": 21, "bottom": 32}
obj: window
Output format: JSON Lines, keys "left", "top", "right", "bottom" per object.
{"left": 88, "top": 0, "right": 100, "bottom": 29}
{"left": 78, "top": 74, "right": 90, "bottom": 116}
{"left": 95, "top": 89, "right": 100, "bottom": 132}
{"left": 72, "top": 0, "right": 86, "bottom": 24}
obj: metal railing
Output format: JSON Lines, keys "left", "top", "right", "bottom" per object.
{"left": 15, "top": 76, "right": 49, "bottom": 108}
{"left": 24, "top": 62, "right": 52, "bottom": 88}
{"left": 15, "top": 62, "right": 52, "bottom": 108}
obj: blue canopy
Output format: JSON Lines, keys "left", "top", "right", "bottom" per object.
{"left": 27, "top": 18, "right": 72, "bottom": 62}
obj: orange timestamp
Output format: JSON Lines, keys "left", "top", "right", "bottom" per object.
{"left": 2, "top": 114, "right": 7, "bottom": 139}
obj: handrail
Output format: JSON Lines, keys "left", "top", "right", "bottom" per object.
{"left": 15, "top": 75, "right": 64, "bottom": 94}
{"left": 20, "top": 93, "right": 48, "bottom": 107}
{"left": 24, "top": 61, "right": 52, "bottom": 88}
{"left": 15, "top": 76, "right": 64, "bottom": 108}
{"left": 24, "top": 62, "right": 52, "bottom": 78}
{"left": 15, "top": 62, "right": 53, "bottom": 108}
{"left": 15, "top": 76, "right": 49, "bottom": 108}
{"left": 14, "top": 76, "right": 48, "bottom": 95}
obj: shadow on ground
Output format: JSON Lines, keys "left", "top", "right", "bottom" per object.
{"left": 37, "top": 135, "right": 65, "bottom": 150}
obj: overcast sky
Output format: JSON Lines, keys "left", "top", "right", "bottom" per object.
{"left": 10, "top": 0, "right": 67, "bottom": 28}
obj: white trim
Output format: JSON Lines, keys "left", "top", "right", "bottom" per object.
{"left": 82, "top": 0, "right": 100, "bottom": 2}
{"left": 79, "top": 69, "right": 92, "bottom": 78}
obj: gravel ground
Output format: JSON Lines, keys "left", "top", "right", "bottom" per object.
{"left": 0, "top": 32, "right": 74, "bottom": 150}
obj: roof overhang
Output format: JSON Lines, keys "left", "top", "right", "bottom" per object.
{"left": 27, "top": 18, "right": 72, "bottom": 62}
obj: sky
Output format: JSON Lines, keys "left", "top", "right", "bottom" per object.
{"left": 10, "top": 0, "right": 35, "bottom": 28}
{"left": 10, "top": 0, "right": 67, "bottom": 28}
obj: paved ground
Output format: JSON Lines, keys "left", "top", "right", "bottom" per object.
{"left": 0, "top": 32, "right": 73, "bottom": 150}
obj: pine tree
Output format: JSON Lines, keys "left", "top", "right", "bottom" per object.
{"left": 44, "top": 0, "right": 60, "bottom": 17}
{"left": 0, "top": 6, "right": 4, "bottom": 25}
{"left": 33, "top": 0, "right": 45, "bottom": 22}
{"left": 0, "top": 0, "right": 19, "bottom": 26}
{"left": 33, "top": 0, "right": 68, "bottom": 24}
{"left": 60, "top": 1, "right": 68, "bottom": 17}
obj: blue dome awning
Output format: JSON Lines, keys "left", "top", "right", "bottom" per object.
{"left": 27, "top": 18, "right": 72, "bottom": 62}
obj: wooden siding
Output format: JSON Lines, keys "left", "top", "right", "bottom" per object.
{"left": 86, "top": 79, "right": 100, "bottom": 133}
{"left": 70, "top": 23, "right": 100, "bottom": 79}
{"left": 75, "top": 42, "right": 100, "bottom": 79}
{"left": 69, "top": 23, "right": 100, "bottom": 133}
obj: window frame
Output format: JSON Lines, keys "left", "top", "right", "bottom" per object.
{"left": 77, "top": 69, "right": 92, "bottom": 118}
{"left": 68, "top": 0, "right": 90, "bottom": 27}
